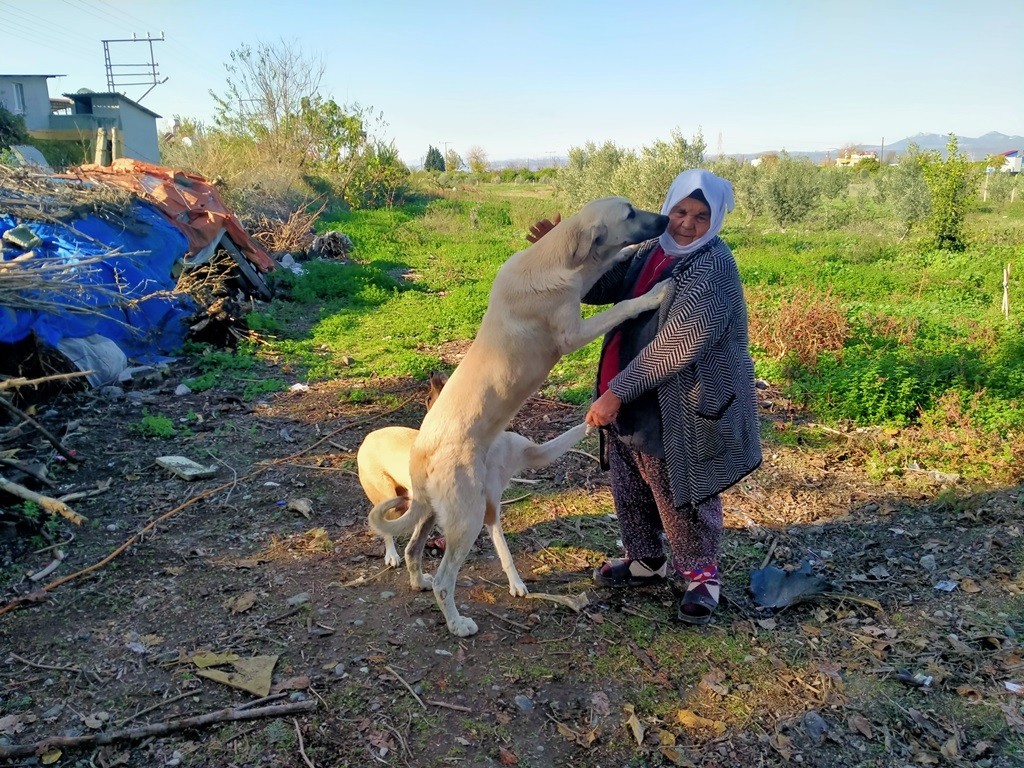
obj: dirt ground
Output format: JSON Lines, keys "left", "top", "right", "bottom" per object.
{"left": 1, "top": 358, "right": 1023, "bottom": 768}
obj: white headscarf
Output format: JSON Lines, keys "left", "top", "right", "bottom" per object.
{"left": 657, "top": 168, "right": 735, "bottom": 257}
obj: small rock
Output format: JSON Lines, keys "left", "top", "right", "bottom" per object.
{"left": 379, "top": 591, "right": 396, "bottom": 600}
{"left": 514, "top": 694, "right": 534, "bottom": 711}
{"left": 174, "top": 383, "right": 192, "bottom": 396}
{"left": 919, "top": 554, "right": 937, "bottom": 571}
{"left": 287, "top": 592, "right": 311, "bottom": 607}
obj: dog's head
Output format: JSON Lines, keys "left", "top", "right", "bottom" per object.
{"left": 426, "top": 370, "right": 449, "bottom": 411}
{"left": 567, "top": 197, "right": 668, "bottom": 267}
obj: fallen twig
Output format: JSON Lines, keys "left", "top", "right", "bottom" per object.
{"left": 0, "top": 475, "right": 85, "bottom": 525}
{"left": 0, "top": 394, "right": 79, "bottom": 463}
{"left": 294, "top": 717, "right": 316, "bottom": 768}
{"left": 7, "top": 652, "right": 80, "bottom": 673}
{"left": 384, "top": 664, "right": 426, "bottom": 710}
{"left": 426, "top": 699, "right": 472, "bottom": 713}
{"left": 524, "top": 591, "right": 590, "bottom": 612}
{"left": 0, "top": 700, "right": 317, "bottom": 759}
{"left": 500, "top": 492, "right": 532, "bottom": 506}
{"left": 116, "top": 690, "right": 194, "bottom": 727}
{"left": 28, "top": 550, "right": 64, "bottom": 581}
{"left": 0, "top": 457, "right": 57, "bottom": 488}
{"left": 760, "top": 537, "right": 778, "bottom": 570}
{"left": 0, "top": 371, "right": 92, "bottom": 391}
{"left": 568, "top": 448, "right": 600, "bottom": 464}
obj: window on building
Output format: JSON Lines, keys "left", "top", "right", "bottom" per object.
{"left": 13, "top": 82, "right": 25, "bottom": 113}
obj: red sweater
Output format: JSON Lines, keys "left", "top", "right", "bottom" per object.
{"left": 597, "top": 246, "right": 676, "bottom": 394}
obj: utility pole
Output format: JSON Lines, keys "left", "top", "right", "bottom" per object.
{"left": 102, "top": 32, "right": 168, "bottom": 103}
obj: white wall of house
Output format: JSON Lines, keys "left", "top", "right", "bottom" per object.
{"left": 0, "top": 75, "right": 54, "bottom": 130}
{"left": 116, "top": 100, "right": 160, "bottom": 163}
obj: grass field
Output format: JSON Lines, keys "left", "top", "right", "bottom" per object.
{"left": 247, "top": 181, "right": 1024, "bottom": 486}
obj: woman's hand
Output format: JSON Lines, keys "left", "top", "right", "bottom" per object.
{"left": 585, "top": 389, "right": 621, "bottom": 427}
{"left": 526, "top": 212, "right": 561, "bottom": 243}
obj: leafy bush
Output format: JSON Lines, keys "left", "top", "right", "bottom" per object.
{"left": 757, "top": 153, "right": 821, "bottom": 229}
{"left": 558, "top": 129, "right": 706, "bottom": 211}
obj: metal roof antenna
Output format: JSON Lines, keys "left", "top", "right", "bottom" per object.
{"left": 101, "top": 32, "right": 168, "bottom": 104}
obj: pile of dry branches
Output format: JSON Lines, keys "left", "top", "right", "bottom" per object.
{"left": 247, "top": 199, "right": 326, "bottom": 255}
{"left": 0, "top": 164, "right": 133, "bottom": 223}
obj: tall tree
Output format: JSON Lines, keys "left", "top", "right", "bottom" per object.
{"left": 424, "top": 145, "right": 445, "bottom": 172}
{"left": 444, "top": 147, "right": 463, "bottom": 173}
{"left": 466, "top": 145, "right": 488, "bottom": 175}
{"left": 209, "top": 38, "right": 325, "bottom": 157}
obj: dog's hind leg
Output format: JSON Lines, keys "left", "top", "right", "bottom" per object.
{"left": 402, "top": 499, "right": 435, "bottom": 590}
{"left": 487, "top": 517, "right": 527, "bottom": 597}
{"left": 431, "top": 493, "right": 487, "bottom": 637}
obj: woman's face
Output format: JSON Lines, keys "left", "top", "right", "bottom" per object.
{"left": 667, "top": 196, "right": 712, "bottom": 246}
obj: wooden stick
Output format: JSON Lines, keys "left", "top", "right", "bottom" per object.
{"left": 0, "top": 371, "right": 92, "bottom": 391}
{"left": 293, "top": 718, "right": 316, "bottom": 768}
{"left": 116, "top": 690, "right": 194, "bottom": 727}
{"left": 0, "top": 457, "right": 57, "bottom": 488}
{"left": 426, "top": 699, "right": 472, "bottom": 713}
{"left": 383, "top": 664, "right": 426, "bottom": 710}
{"left": 0, "top": 475, "right": 85, "bottom": 525}
{"left": 0, "top": 700, "right": 317, "bottom": 759}
{"left": 7, "top": 652, "right": 81, "bottom": 673}
{"left": 0, "top": 395, "right": 79, "bottom": 463}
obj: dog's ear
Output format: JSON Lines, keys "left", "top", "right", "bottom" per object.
{"left": 426, "top": 370, "right": 449, "bottom": 411}
{"left": 572, "top": 223, "right": 607, "bottom": 263}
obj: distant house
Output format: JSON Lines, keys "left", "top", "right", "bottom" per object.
{"left": 1000, "top": 150, "right": 1021, "bottom": 174}
{"left": 836, "top": 149, "right": 877, "bottom": 168}
{"left": 0, "top": 74, "right": 161, "bottom": 164}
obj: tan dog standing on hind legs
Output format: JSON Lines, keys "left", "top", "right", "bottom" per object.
{"left": 369, "top": 197, "right": 670, "bottom": 636}
{"left": 357, "top": 371, "right": 587, "bottom": 592}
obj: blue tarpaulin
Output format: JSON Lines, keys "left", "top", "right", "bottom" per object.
{"left": 0, "top": 201, "right": 195, "bottom": 363}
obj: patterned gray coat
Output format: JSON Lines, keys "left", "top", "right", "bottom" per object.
{"left": 586, "top": 237, "right": 762, "bottom": 507}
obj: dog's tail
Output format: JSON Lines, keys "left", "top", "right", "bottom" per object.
{"left": 369, "top": 495, "right": 427, "bottom": 537}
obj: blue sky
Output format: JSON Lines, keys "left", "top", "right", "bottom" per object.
{"left": 4, "top": 0, "right": 1022, "bottom": 165}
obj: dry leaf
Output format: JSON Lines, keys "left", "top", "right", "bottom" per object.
{"left": 287, "top": 498, "right": 314, "bottom": 518}
{"left": 624, "top": 704, "right": 645, "bottom": 745}
{"left": 196, "top": 654, "right": 279, "bottom": 696}
{"left": 845, "top": 709, "right": 871, "bottom": 740}
{"left": 272, "top": 674, "right": 310, "bottom": 692}
{"left": 940, "top": 737, "right": 960, "bottom": 759}
{"left": 83, "top": 711, "right": 109, "bottom": 729}
{"left": 524, "top": 591, "right": 589, "bottom": 612}
{"left": 772, "top": 732, "right": 793, "bottom": 761}
{"left": 961, "top": 578, "right": 982, "bottom": 593}
{"left": 676, "top": 709, "right": 726, "bottom": 734}
{"left": 0, "top": 713, "right": 36, "bottom": 735}
{"left": 40, "top": 748, "right": 62, "bottom": 765}
{"left": 956, "top": 684, "right": 982, "bottom": 701}
{"left": 192, "top": 651, "right": 240, "bottom": 668}
{"left": 659, "top": 745, "right": 697, "bottom": 766}
{"left": 229, "top": 591, "right": 258, "bottom": 614}
{"left": 497, "top": 746, "right": 518, "bottom": 765}
{"left": 590, "top": 691, "right": 611, "bottom": 717}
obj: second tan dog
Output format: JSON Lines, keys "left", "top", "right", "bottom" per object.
{"left": 357, "top": 371, "right": 587, "bottom": 595}
{"left": 370, "top": 197, "right": 669, "bottom": 636}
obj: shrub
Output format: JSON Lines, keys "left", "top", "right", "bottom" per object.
{"left": 747, "top": 287, "right": 850, "bottom": 374}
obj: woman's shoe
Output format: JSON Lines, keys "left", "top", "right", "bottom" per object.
{"left": 593, "top": 557, "right": 668, "bottom": 588}
{"left": 677, "top": 578, "right": 721, "bottom": 625}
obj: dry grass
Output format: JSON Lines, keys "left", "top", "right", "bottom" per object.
{"left": 748, "top": 287, "right": 851, "bottom": 371}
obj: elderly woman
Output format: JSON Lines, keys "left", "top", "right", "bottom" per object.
{"left": 530, "top": 168, "right": 762, "bottom": 624}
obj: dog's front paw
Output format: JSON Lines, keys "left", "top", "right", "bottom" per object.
{"left": 613, "top": 243, "right": 642, "bottom": 263}
{"left": 384, "top": 551, "right": 401, "bottom": 568}
{"left": 645, "top": 277, "right": 673, "bottom": 307}
{"left": 508, "top": 579, "right": 529, "bottom": 598}
{"left": 447, "top": 615, "right": 479, "bottom": 637}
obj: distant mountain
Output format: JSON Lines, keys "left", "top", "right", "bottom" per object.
{"left": 715, "top": 132, "right": 1024, "bottom": 165}
{"left": 488, "top": 133, "right": 1024, "bottom": 168}
{"left": 861, "top": 132, "right": 1023, "bottom": 160}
